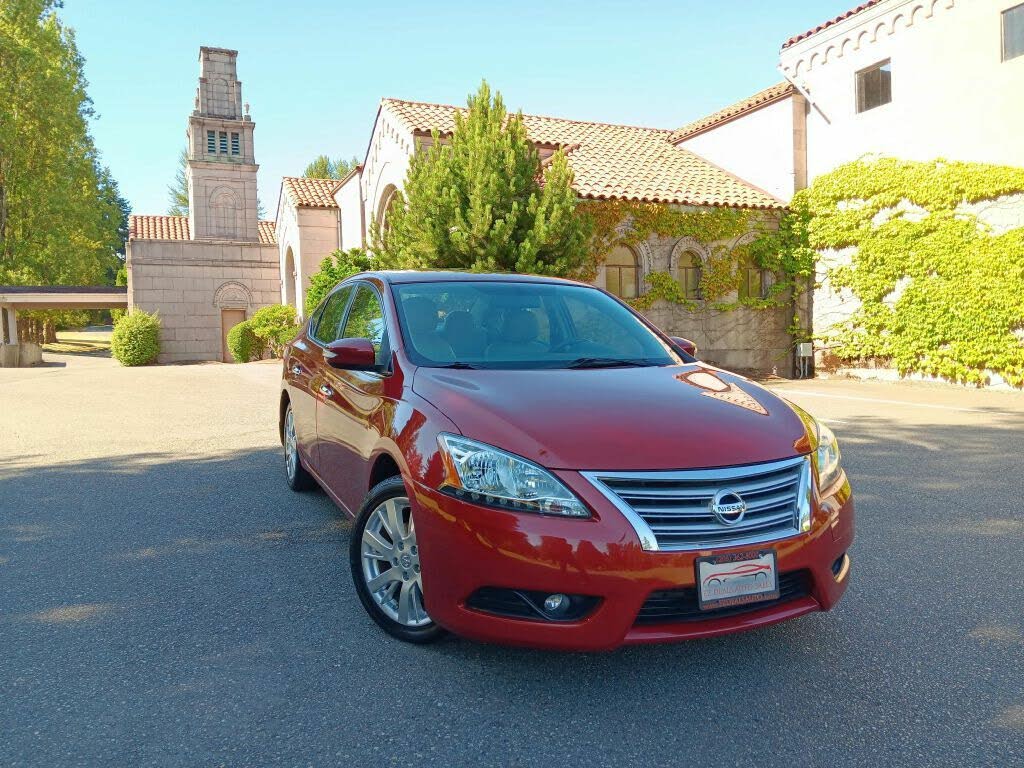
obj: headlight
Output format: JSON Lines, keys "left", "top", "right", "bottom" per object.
{"left": 437, "top": 434, "right": 590, "bottom": 518}
{"left": 814, "top": 420, "right": 843, "bottom": 491}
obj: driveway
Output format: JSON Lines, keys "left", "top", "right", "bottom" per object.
{"left": 1, "top": 355, "right": 1022, "bottom": 767}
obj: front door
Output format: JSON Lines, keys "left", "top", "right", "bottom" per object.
{"left": 220, "top": 309, "right": 246, "bottom": 362}
{"left": 316, "top": 283, "right": 390, "bottom": 510}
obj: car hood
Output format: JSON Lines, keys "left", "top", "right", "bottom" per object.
{"left": 413, "top": 363, "right": 812, "bottom": 470}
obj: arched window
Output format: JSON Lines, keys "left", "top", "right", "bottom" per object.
{"left": 676, "top": 250, "right": 703, "bottom": 300}
{"left": 210, "top": 190, "right": 238, "bottom": 238}
{"left": 739, "top": 255, "right": 771, "bottom": 300}
{"left": 604, "top": 246, "right": 639, "bottom": 299}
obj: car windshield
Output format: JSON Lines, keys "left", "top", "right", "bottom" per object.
{"left": 392, "top": 280, "right": 680, "bottom": 369}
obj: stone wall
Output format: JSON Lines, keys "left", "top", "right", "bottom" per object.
{"left": 626, "top": 230, "right": 793, "bottom": 375}
{"left": 127, "top": 239, "right": 280, "bottom": 363}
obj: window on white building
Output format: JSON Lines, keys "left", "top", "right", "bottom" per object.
{"left": 856, "top": 60, "right": 892, "bottom": 113}
{"left": 1004, "top": 3, "right": 1024, "bottom": 61}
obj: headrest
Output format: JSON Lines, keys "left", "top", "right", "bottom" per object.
{"left": 403, "top": 296, "right": 439, "bottom": 334}
{"left": 501, "top": 309, "right": 539, "bottom": 343}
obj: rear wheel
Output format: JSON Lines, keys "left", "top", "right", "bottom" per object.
{"left": 349, "top": 477, "right": 444, "bottom": 643}
{"left": 283, "top": 403, "right": 315, "bottom": 491}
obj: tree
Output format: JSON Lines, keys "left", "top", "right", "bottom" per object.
{"left": 0, "top": 0, "right": 128, "bottom": 340}
{"left": 304, "top": 248, "right": 373, "bottom": 315}
{"left": 167, "top": 148, "right": 188, "bottom": 215}
{"left": 373, "top": 81, "right": 589, "bottom": 276}
{"left": 303, "top": 155, "right": 360, "bottom": 180}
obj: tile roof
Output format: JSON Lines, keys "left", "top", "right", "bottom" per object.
{"left": 129, "top": 214, "right": 190, "bottom": 240}
{"left": 381, "top": 99, "right": 782, "bottom": 209}
{"left": 782, "top": 1, "right": 883, "bottom": 49}
{"left": 257, "top": 219, "right": 276, "bottom": 245}
{"left": 128, "top": 214, "right": 277, "bottom": 245}
{"left": 281, "top": 176, "right": 340, "bottom": 208}
{"left": 668, "top": 82, "right": 795, "bottom": 143}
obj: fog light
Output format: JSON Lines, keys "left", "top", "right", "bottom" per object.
{"left": 543, "top": 593, "right": 570, "bottom": 615}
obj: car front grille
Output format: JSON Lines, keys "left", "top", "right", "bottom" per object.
{"left": 634, "top": 569, "right": 813, "bottom": 625}
{"left": 582, "top": 455, "right": 810, "bottom": 552}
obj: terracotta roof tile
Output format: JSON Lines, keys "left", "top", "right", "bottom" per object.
{"left": 281, "top": 176, "right": 340, "bottom": 208}
{"left": 129, "top": 214, "right": 277, "bottom": 245}
{"left": 668, "top": 82, "right": 795, "bottom": 143}
{"left": 381, "top": 99, "right": 782, "bottom": 209}
{"left": 129, "top": 214, "right": 190, "bottom": 240}
{"left": 782, "top": 1, "right": 883, "bottom": 49}
{"left": 258, "top": 219, "right": 276, "bottom": 245}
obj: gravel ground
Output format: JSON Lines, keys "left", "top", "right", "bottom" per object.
{"left": 1, "top": 354, "right": 1021, "bottom": 767}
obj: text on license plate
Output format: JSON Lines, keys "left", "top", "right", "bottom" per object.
{"left": 695, "top": 549, "right": 779, "bottom": 611}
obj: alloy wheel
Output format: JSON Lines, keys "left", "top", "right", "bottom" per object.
{"left": 284, "top": 407, "right": 298, "bottom": 481}
{"left": 359, "top": 496, "right": 430, "bottom": 627}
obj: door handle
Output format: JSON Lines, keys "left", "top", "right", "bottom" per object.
{"left": 319, "top": 384, "right": 334, "bottom": 398}
{"left": 291, "top": 365, "right": 302, "bottom": 376}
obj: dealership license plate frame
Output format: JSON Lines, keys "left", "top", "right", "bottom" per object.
{"left": 696, "top": 549, "right": 780, "bottom": 611}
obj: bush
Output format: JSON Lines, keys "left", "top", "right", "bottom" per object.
{"left": 226, "top": 319, "right": 265, "bottom": 363}
{"left": 111, "top": 310, "right": 161, "bottom": 366}
{"left": 305, "top": 248, "right": 373, "bottom": 315}
{"left": 249, "top": 304, "right": 299, "bottom": 357}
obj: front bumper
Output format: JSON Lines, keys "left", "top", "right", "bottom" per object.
{"left": 411, "top": 470, "right": 855, "bottom": 651}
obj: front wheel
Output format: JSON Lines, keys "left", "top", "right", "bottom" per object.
{"left": 349, "top": 477, "right": 444, "bottom": 643}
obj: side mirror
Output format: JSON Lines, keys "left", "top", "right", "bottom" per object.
{"left": 324, "top": 338, "right": 377, "bottom": 370}
{"left": 670, "top": 336, "right": 698, "bottom": 358}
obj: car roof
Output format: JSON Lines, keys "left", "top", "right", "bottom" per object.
{"left": 364, "top": 270, "right": 593, "bottom": 287}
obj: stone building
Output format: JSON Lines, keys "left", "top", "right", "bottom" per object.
{"left": 280, "top": 99, "right": 794, "bottom": 373}
{"left": 126, "top": 47, "right": 279, "bottom": 363}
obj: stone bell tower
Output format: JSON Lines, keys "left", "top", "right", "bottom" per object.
{"left": 185, "top": 47, "right": 259, "bottom": 242}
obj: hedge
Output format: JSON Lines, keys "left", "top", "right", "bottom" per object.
{"left": 249, "top": 304, "right": 299, "bottom": 357}
{"left": 111, "top": 310, "right": 161, "bottom": 366}
{"left": 226, "top": 320, "right": 264, "bottom": 363}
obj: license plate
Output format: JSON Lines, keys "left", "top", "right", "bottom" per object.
{"left": 696, "top": 549, "right": 779, "bottom": 611}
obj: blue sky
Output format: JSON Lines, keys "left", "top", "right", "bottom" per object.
{"left": 60, "top": 0, "right": 856, "bottom": 218}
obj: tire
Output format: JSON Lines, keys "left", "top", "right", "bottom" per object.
{"left": 283, "top": 402, "right": 316, "bottom": 492}
{"left": 349, "top": 476, "right": 444, "bottom": 644}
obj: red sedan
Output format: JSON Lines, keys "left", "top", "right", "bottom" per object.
{"left": 280, "top": 271, "right": 853, "bottom": 650}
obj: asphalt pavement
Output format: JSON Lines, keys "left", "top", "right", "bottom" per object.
{"left": 1, "top": 354, "right": 1022, "bottom": 767}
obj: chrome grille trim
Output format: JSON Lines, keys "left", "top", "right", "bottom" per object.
{"left": 582, "top": 456, "right": 812, "bottom": 552}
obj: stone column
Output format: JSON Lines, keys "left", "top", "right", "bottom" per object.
{"left": 0, "top": 305, "right": 19, "bottom": 367}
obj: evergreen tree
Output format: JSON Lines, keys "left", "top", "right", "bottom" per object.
{"left": 303, "top": 155, "right": 360, "bottom": 180}
{"left": 374, "top": 81, "right": 589, "bottom": 276}
{"left": 167, "top": 148, "right": 188, "bottom": 216}
{"left": 0, "top": 0, "right": 127, "bottom": 339}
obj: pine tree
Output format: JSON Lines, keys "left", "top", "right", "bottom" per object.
{"left": 303, "top": 155, "right": 359, "bottom": 180}
{"left": 374, "top": 81, "right": 589, "bottom": 276}
{"left": 167, "top": 148, "right": 188, "bottom": 215}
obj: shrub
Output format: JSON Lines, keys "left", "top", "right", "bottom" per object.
{"left": 111, "top": 310, "right": 161, "bottom": 366}
{"left": 226, "top": 320, "right": 265, "bottom": 363}
{"left": 305, "top": 248, "right": 373, "bottom": 315}
{"left": 249, "top": 304, "right": 299, "bottom": 357}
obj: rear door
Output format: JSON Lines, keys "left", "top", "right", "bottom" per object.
{"left": 316, "top": 283, "right": 391, "bottom": 510}
{"left": 287, "top": 285, "right": 353, "bottom": 473}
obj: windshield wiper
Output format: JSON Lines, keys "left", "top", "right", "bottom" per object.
{"left": 434, "top": 361, "right": 482, "bottom": 369}
{"left": 563, "top": 357, "right": 656, "bottom": 369}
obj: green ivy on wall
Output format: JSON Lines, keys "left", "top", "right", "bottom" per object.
{"left": 799, "top": 158, "right": 1024, "bottom": 387}
{"left": 582, "top": 200, "right": 813, "bottom": 315}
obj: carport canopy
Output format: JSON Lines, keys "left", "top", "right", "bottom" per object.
{"left": 0, "top": 286, "right": 128, "bottom": 346}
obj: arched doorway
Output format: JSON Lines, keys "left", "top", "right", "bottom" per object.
{"left": 283, "top": 247, "right": 297, "bottom": 310}
{"left": 376, "top": 185, "right": 399, "bottom": 243}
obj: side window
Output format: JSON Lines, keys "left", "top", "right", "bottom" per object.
{"left": 312, "top": 286, "right": 353, "bottom": 344}
{"left": 341, "top": 285, "right": 389, "bottom": 366}
{"left": 855, "top": 60, "right": 891, "bottom": 113}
